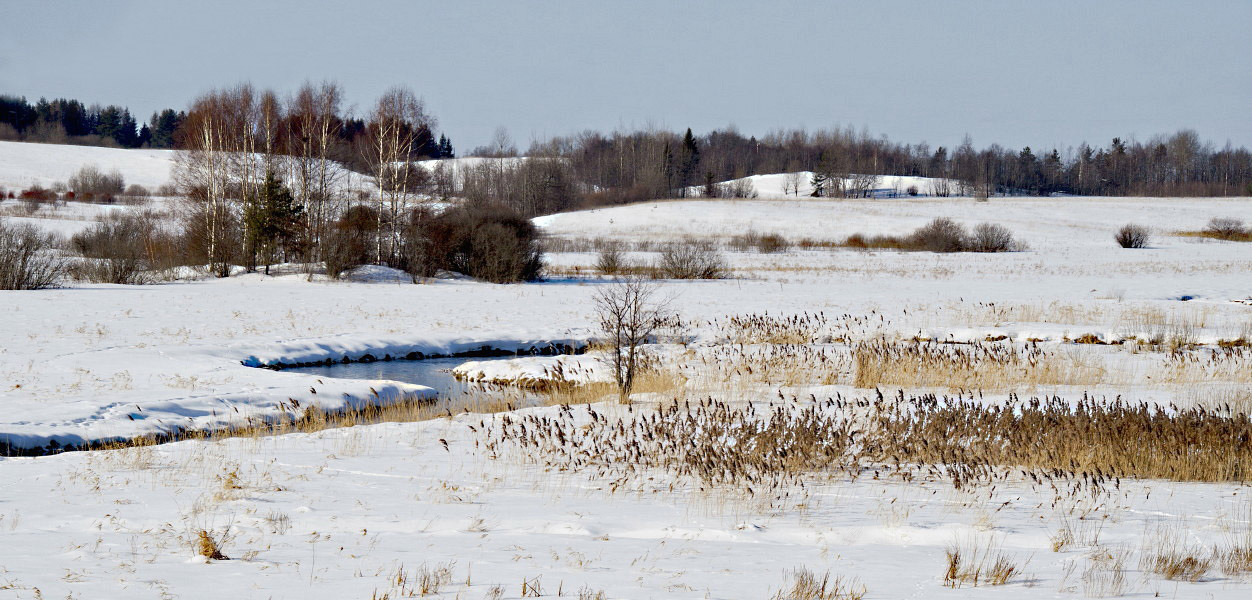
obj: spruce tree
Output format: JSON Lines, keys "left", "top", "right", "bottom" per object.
{"left": 679, "top": 128, "right": 700, "bottom": 197}
{"left": 244, "top": 172, "right": 305, "bottom": 274}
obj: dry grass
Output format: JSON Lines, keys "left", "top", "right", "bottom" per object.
{"left": 384, "top": 561, "right": 456, "bottom": 597}
{"left": 852, "top": 339, "right": 1106, "bottom": 391}
{"left": 1081, "top": 546, "right": 1129, "bottom": 597}
{"left": 943, "top": 536, "right": 1024, "bottom": 588}
{"left": 482, "top": 390, "right": 1252, "bottom": 506}
{"left": 195, "top": 529, "right": 229, "bottom": 561}
{"left": 772, "top": 567, "right": 865, "bottom": 600}
{"left": 1139, "top": 523, "right": 1212, "bottom": 582}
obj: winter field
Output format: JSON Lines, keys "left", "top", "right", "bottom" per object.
{"left": 2, "top": 143, "right": 1252, "bottom": 598}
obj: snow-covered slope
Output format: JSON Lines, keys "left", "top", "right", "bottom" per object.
{"left": 690, "top": 171, "right": 960, "bottom": 199}
{"left": 0, "top": 141, "right": 177, "bottom": 191}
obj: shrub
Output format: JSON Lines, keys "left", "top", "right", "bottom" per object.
{"left": 19, "top": 185, "right": 56, "bottom": 202}
{"left": 68, "top": 165, "right": 125, "bottom": 200}
{"left": 756, "top": 233, "right": 790, "bottom": 253}
{"left": 968, "top": 223, "right": 1017, "bottom": 252}
{"left": 1205, "top": 217, "right": 1246, "bottom": 240}
{"left": 1114, "top": 223, "right": 1150, "bottom": 248}
{"left": 730, "top": 232, "right": 790, "bottom": 253}
{"left": 595, "top": 242, "right": 627, "bottom": 275}
{"left": 910, "top": 217, "right": 968, "bottom": 252}
{"left": 69, "top": 211, "right": 167, "bottom": 284}
{"left": 0, "top": 219, "right": 65, "bottom": 289}
{"left": 906, "top": 185, "right": 919, "bottom": 196}
{"left": 124, "top": 184, "right": 150, "bottom": 198}
{"left": 324, "top": 204, "right": 379, "bottom": 278}
{"left": 422, "top": 205, "right": 544, "bottom": 283}
{"left": 659, "top": 238, "right": 726, "bottom": 279}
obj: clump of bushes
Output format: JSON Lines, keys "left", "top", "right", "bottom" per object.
{"left": 1204, "top": 217, "right": 1248, "bottom": 241}
{"left": 323, "top": 204, "right": 380, "bottom": 278}
{"left": 418, "top": 204, "right": 544, "bottom": 283}
{"left": 0, "top": 219, "right": 65, "bottom": 289}
{"left": 841, "top": 218, "right": 1022, "bottom": 253}
{"left": 326, "top": 204, "right": 545, "bottom": 283}
{"left": 911, "top": 217, "right": 969, "bottom": 252}
{"left": 968, "top": 223, "right": 1017, "bottom": 252}
{"left": 69, "top": 211, "right": 174, "bottom": 284}
{"left": 730, "top": 231, "right": 790, "bottom": 254}
{"left": 595, "top": 242, "right": 627, "bottom": 275}
{"left": 659, "top": 238, "right": 726, "bottom": 279}
{"left": 67, "top": 164, "right": 125, "bottom": 202}
{"left": 1115, "top": 223, "right": 1151, "bottom": 248}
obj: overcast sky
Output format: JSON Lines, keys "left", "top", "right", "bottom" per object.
{"left": 3, "top": 1, "right": 1249, "bottom": 152}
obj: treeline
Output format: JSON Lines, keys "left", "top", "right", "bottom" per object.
{"left": 0, "top": 93, "right": 456, "bottom": 164}
{"left": 525, "top": 125, "right": 1252, "bottom": 200}
{"left": 0, "top": 96, "right": 185, "bottom": 149}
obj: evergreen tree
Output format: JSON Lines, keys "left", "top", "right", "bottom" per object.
{"left": 678, "top": 128, "right": 700, "bottom": 196}
{"left": 244, "top": 172, "right": 305, "bottom": 274}
{"left": 148, "top": 109, "right": 183, "bottom": 149}
{"left": 437, "top": 134, "right": 454, "bottom": 158}
{"left": 137, "top": 123, "right": 152, "bottom": 148}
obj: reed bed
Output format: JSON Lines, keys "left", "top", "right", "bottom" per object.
{"left": 852, "top": 339, "right": 1107, "bottom": 391}
{"left": 481, "top": 391, "right": 1252, "bottom": 504}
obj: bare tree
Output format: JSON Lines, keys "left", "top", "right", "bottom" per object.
{"left": 174, "top": 90, "right": 235, "bottom": 276}
{"left": 363, "top": 86, "right": 434, "bottom": 265}
{"left": 287, "top": 82, "right": 344, "bottom": 261}
{"left": 593, "top": 276, "right": 666, "bottom": 403}
{"left": 783, "top": 171, "right": 802, "bottom": 196}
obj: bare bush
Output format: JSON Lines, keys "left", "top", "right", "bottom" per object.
{"left": 730, "top": 232, "right": 790, "bottom": 253}
{"left": 123, "top": 184, "right": 150, "bottom": 198}
{"left": 659, "top": 238, "right": 726, "bottom": 279}
{"left": 67, "top": 164, "right": 125, "bottom": 200}
{"left": 910, "top": 217, "right": 968, "bottom": 252}
{"left": 969, "top": 222, "right": 1017, "bottom": 252}
{"left": 324, "top": 205, "right": 379, "bottom": 278}
{"left": 1205, "top": 217, "right": 1247, "bottom": 240}
{"left": 1114, "top": 223, "right": 1150, "bottom": 248}
{"left": 595, "top": 242, "right": 627, "bottom": 275}
{"left": 0, "top": 219, "right": 66, "bottom": 289}
{"left": 69, "top": 211, "right": 169, "bottom": 284}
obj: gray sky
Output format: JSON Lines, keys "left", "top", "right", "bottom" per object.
{"left": 3, "top": 1, "right": 1249, "bottom": 152}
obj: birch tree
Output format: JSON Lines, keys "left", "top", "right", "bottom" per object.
{"left": 363, "top": 86, "right": 433, "bottom": 265}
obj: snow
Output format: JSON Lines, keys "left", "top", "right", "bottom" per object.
{"left": 1, "top": 196, "right": 1249, "bottom": 447}
{"left": 2, "top": 404, "right": 1251, "bottom": 599}
{"left": 2, "top": 141, "right": 1252, "bottom": 597}
{"left": 685, "top": 171, "right": 959, "bottom": 199}
{"left": 0, "top": 140, "right": 177, "bottom": 191}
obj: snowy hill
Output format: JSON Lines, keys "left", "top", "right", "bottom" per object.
{"left": 690, "top": 171, "right": 961, "bottom": 199}
{"left": 0, "top": 140, "right": 177, "bottom": 191}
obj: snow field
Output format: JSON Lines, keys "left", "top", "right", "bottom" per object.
{"left": 2, "top": 141, "right": 1252, "bottom": 597}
